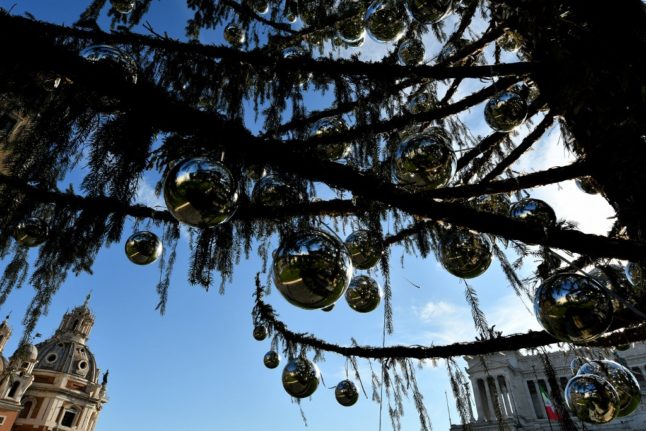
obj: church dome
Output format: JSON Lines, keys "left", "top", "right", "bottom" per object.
{"left": 35, "top": 338, "right": 98, "bottom": 383}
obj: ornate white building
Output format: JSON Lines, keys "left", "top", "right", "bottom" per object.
{"left": 450, "top": 344, "right": 646, "bottom": 430}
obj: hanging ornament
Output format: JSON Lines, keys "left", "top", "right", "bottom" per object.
{"left": 570, "top": 357, "right": 588, "bottom": 375}
{"left": 392, "top": 128, "right": 456, "bottom": 191}
{"left": 252, "top": 175, "right": 303, "bottom": 207}
{"left": 509, "top": 198, "right": 556, "bottom": 226}
{"left": 13, "top": 217, "right": 48, "bottom": 247}
{"left": 484, "top": 90, "right": 528, "bottom": 132}
{"left": 345, "top": 275, "right": 382, "bottom": 313}
{"left": 534, "top": 273, "right": 613, "bottom": 343}
{"left": 437, "top": 38, "right": 480, "bottom": 65}
{"left": 470, "top": 194, "right": 510, "bottom": 216}
{"left": 322, "top": 304, "right": 335, "bottom": 312}
{"left": 335, "top": 380, "right": 359, "bottom": 406}
{"left": 163, "top": 157, "right": 239, "bottom": 228}
{"left": 405, "top": 0, "right": 453, "bottom": 24}
{"left": 282, "top": 358, "right": 320, "bottom": 398}
{"left": 405, "top": 91, "right": 435, "bottom": 115}
{"left": 264, "top": 351, "right": 280, "bottom": 369}
{"left": 224, "top": 24, "right": 246, "bottom": 47}
{"left": 498, "top": 30, "right": 523, "bottom": 53}
{"left": 249, "top": 0, "right": 269, "bottom": 14}
{"left": 398, "top": 38, "right": 425, "bottom": 65}
{"left": 439, "top": 228, "right": 492, "bottom": 279}
{"left": 282, "top": 46, "right": 311, "bottom": 86}
{"left": 298, "top": 0, "right": 334, "bottom": 27}
{"left": 565, "top": 374, "right": 620, "bottom": 424}
{"left": 110, "top": 0, "right": 136, "bottom": 14}
{"left": 588, "top": 265, "right": 633, "bottom": 311}
{"left": 365, "top": 0, "right": 408, "bottom": 44}
{"left": 344, "top": 230, "right": 383, "bottom": 270}
{"left": 626, "top": 261, "right": 645, "bottom": 291}
{"left": 336, "top": 1, "right": 366, "bottom": 44}
{"left": 310, "top": 117, "right": 351, "bottom": 161}
{"left": 80, "top": 44, "right": 138, "bottom": 84}
{"left": 253, "top": 325, "right": 267, "bottom": 341}
{"left": 578, "top": 360, "right": 641, "bottom": 417}
{"left": 124, "top": 231, "right": 162, "bottom": 265}
{"left": 576, "top": 176, "right": 601, "bottom": 195}
{"left": 273, "top": 229, "right": 353, "bottom": 310}
{"left": 245, "top": 164, "right": 267, "bottom": 181}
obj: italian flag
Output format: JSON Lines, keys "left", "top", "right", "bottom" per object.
{"left": 539, "top": 385, "right": 561, "bottom": 421}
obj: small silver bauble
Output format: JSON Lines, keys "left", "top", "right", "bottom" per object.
{"left": 264, "top": 351, "right": 280, "bottom": 369}
{"left": 273, "top": 229, "right": 353, "bottom": 310}
{"left": 578, "top": 360, "right": 641, "bottom": 417}
{"left": 626, "top": 261, "right": 645, "bottom": 290}
{"left": 405, "top": 91, "right": 434, "bottom": 115}
{"left": 252, "top": 175, "right": 303, "bottom": 207}
{"left": 392, "top": 128, "right": 455, "bottom": 191}
{"left": 405, "top": 0, "right": 453, "bottom": 24}
{"left": 484, "top": 91, "right": 528, "bottom": 132}
{"left": 565, "top": 374, "right": 619, "bottom": 424}
{"left": 124, "top": 231, "right": 162, "bottom": 265}
{"left": 509, "top": 198, "right": 556, "bottom": 226}
{"left": 365, "top": 0, "right": 408, "bottom": 43}
{"left": 398, "top": 38, "right": 425, "bottom": 65}
{"left": 224, "top": 24, "right": 246, "bottom": 46}
{"left": 249, "top": 0, "right": 269, "bottom": 14}
{"left": 588, "top": 265, "right": 633, "bottom": 311}
{"left": 335, "top": 380, "right": 359, "bottom": 406}
{"left": 282, "top": 46, "right": 310, "bottom": 85}
{"left": 534, "top": 273, "right": 613, "bottom": 343}
{"left": 336, "top": 1, "right": 366, "bottom": 44}
{"left": 570, "top": 357, "right": 588, "bottom": 375}
{"left": 282, "top": 358, "right": 320, "bottom": 398}
{"left": 253, "top": 325, "right": 267, "bottom": 341}
{"left": 439, "top": 228, "right": 492, "bottom": 279}
{"left": 310, "top": 117, "right": 351, "bottom": 160}
{"left": 163, "top": 157, "right": 239, "bottom": 228}
{"left": 110, "top": 0, "right": 136, "bottom": 14}
{"left": 437, "top": 38, "right": 479, "bottom": 65}
{"left": 498, "top": 30, "right": 523, "bottom": 53}
{"left": 575, "top": 176, "right": 600, "bottom": 195}
{"left": 346, "top": 275, "right": 382, "bottom": 313}
{"left": 80, "top": 44, "right": 138, "bottom": 84}
{"left": 470, "top": 194, "right": 511, "bottom": 216}
{"left": 13, "top": 217, "right": 48, "bottom": 247}
{"left": 344, "top": 230, "right": 383, "bottom": 270}
{"left": 245, "top": 164, "right": 267, "bottom": 181}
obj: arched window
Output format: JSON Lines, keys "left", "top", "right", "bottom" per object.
{"left": 18, "top": 400, "right": 33, "bottom": 419}
{"left": 72, "top": 319, "right": 79, "bottom": 331}
{"left": 7, "top": 381, "right": 20, "bottom": 398}
{"left": 60, "top": 407, "right": 79, "bottom": 427}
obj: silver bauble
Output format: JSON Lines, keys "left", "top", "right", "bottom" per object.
{"left": 437, "top": 38, "right": 480, "bottom": 65}
{"left": 249, "top": 0, "right": 269, "bottom": 14}
{"left": 498, "top": 30, "right": 523, "bottom": 53}
{"left": 471, "top": 194, "right": 510, "bottom": 216}
{"left": 626, "top": 261, "right": 645, "bottom": 290}
{"left": 406, "top": 0, "right": 453, "bottom": 24}
{"left": 398, "top": 38, "right": 425, "bottom": 65}
{"left": 264, "top": 351, "right": 280, "bottom": 369}
{"left": 253, "top": 325, "right": 267, "bottom": 341}
{"left": 224, "top": 24, "right": 246, "bottom": 46}
{"left": 405, "top": 91, "right": 434, "bottom": 115}
{"left": 570, "top": 357, "right": 588, "bottom": 375}
{"left": 163, "top": 157, "right": 239, "bottom": 228}
{"left": 509, "top": 198, "right": 556, "bottom": 226}
{"left": 252, "top": 175, "right": 303, "bottom": 207}
{"left": 80, "top": 44, "right": 138, "bottom": 84}
{"left": 282, "top": 358, "right": 320, "bottom": 398}
{"left": 335, "top": 380, "right": 359, "bottom": 406}
{"left": 392, "top": 129, "right": 455, "bottom": 191}
{"left": 576, "top": 176, "right": 600, "bottom": 194}
{"left": 484, "top": 91, "right": 528, "bottom": 132}
{"left": 439, "top": 228, "right": 492, "bottom": 279}
{"left": 344, "top": 230, "right": 383, "bottom": 270}
{"left": 534, "top": 273, "right": 613, "bottom": 343}
{"left": 322, "top": 304, "right": 335, "bottom": 312}
{"left": 336, "top": 1, "right": 366, "bottom": 44}
{"left": 565, "top": 374, "right": 620, "bottom": 424}
{"left": 578, "top": 360, "right": 641, "bottom": 417}
{"left": 365, "top": 0, "right": 408, "bottom": 43}
{"left": 346, "top": 275, "right": 382, "bottom": 313}
{"left": 311, "top": 117, "right": 351, "bottom": 160}
{"left": 13, "top": 217, "right": 48, "bottom": 247}
{"left": 282, "top": 46, "right": 310, "bottom": 85}
{"left": 588, "top": 265, "right": 633, "bottom": 311}
{"left": 110, "top": 0, "right": 136, "bottom": 14}
{"left": 273, "top": 229, "right": 353, "bottom": 310}
{"left": 245, "top": 164, "right": 267, "bottom": 181}
{"left": 124, "top": 231, "right": 162, "bottom": 265}
{"left": 299, "top": 0, "right": 335, "bottom": 27}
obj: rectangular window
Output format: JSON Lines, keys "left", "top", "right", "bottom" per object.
{"left": 527, "top": 380, "right": 545, "bottom": 419}
{"left": 61, "top": 410, "right": 76, "bottom": 427}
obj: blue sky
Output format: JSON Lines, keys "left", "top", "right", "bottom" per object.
{"left": 0, "top": 2, "right": 617, "bottom": 430}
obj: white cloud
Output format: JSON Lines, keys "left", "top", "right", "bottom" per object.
{"left": 135, "top": 178, "right": 163, "bottom": 209}
{"left": 415, "top": 300, "right": 459, "bottom": 322}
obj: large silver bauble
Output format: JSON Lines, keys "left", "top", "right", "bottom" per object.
{"left": 565, "top": 374, "right": 620, "bottom": 424}
{"left": 251, "top": 175, "right": 303, "bottom": 207}
{"left": 273, "top": 229, "right": 353, "bottom": 310}
{"left": 471, "top": 194, "right": 510, "bottom": 216}
{"left": 282, "top": 358, "right": 320, "bottom": 398}
{"left": 509, "top": 198, "right": 556, "bottom": 226}
{"left": 498, "top": 30, "right": 523, "bottom": 53}
{"left": 253, "top": 325, "right": 267, "bottom": 341}
{"left": 264, "top": 351, "right": 280, "bottom": 369}
{"left": 110, "top": 0, "right": 136, "bottom": 14}
{"left": 344, "top": 230, "right": 383, "bottom": 270}
{"left": 484, "top": 91, "right": 528, "bottom": 132}
{"left": 163, "top": 158, "right": 239, "bottom": 228}
{"left": 124, "top": 231, "right": 162, "bottom": 265}
{"left": 392, "top": 129, "right": 455, "bottom": 191}
{"left": 335, "top": 380, "right": 359, "bottom": 406}
{"left": 406, "top": 0, "right": 453, "bottom": 24}
{"left": 80, "top": 44, "right": 138, "bottom": 84}
{"left": 398, "top": 38, "right": 425, "bottom": 65}
{"left": 534, "top": 273, "right": 613, "bottom": 343}
{"left": 311, "top": 117, "right": 351, "bottom": 160}
{"left": 346, "top": 275, "right": 382, "bottom": 313}
{"left": 224, "top": 24, "right": 246, "bottom": 46}
{"left": 578, "top": 360, "right": 641, "bottom": 417}
{"left": 13, "top": 217, "right": 48, "bottom": 247}
{"left": 336, "top": 1, "right": 366, "bottom": 43}
{"left": 439, "top": 228, "right": 492, "bottom": 279}
{"left": 576, "top": 176, "right": 600, "bottom": 195}
{"left": 588, "top": 265, "right": 633, "bottom": 311}
{"left": 365, "top": 0, "right": 408, "bottom": 43}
